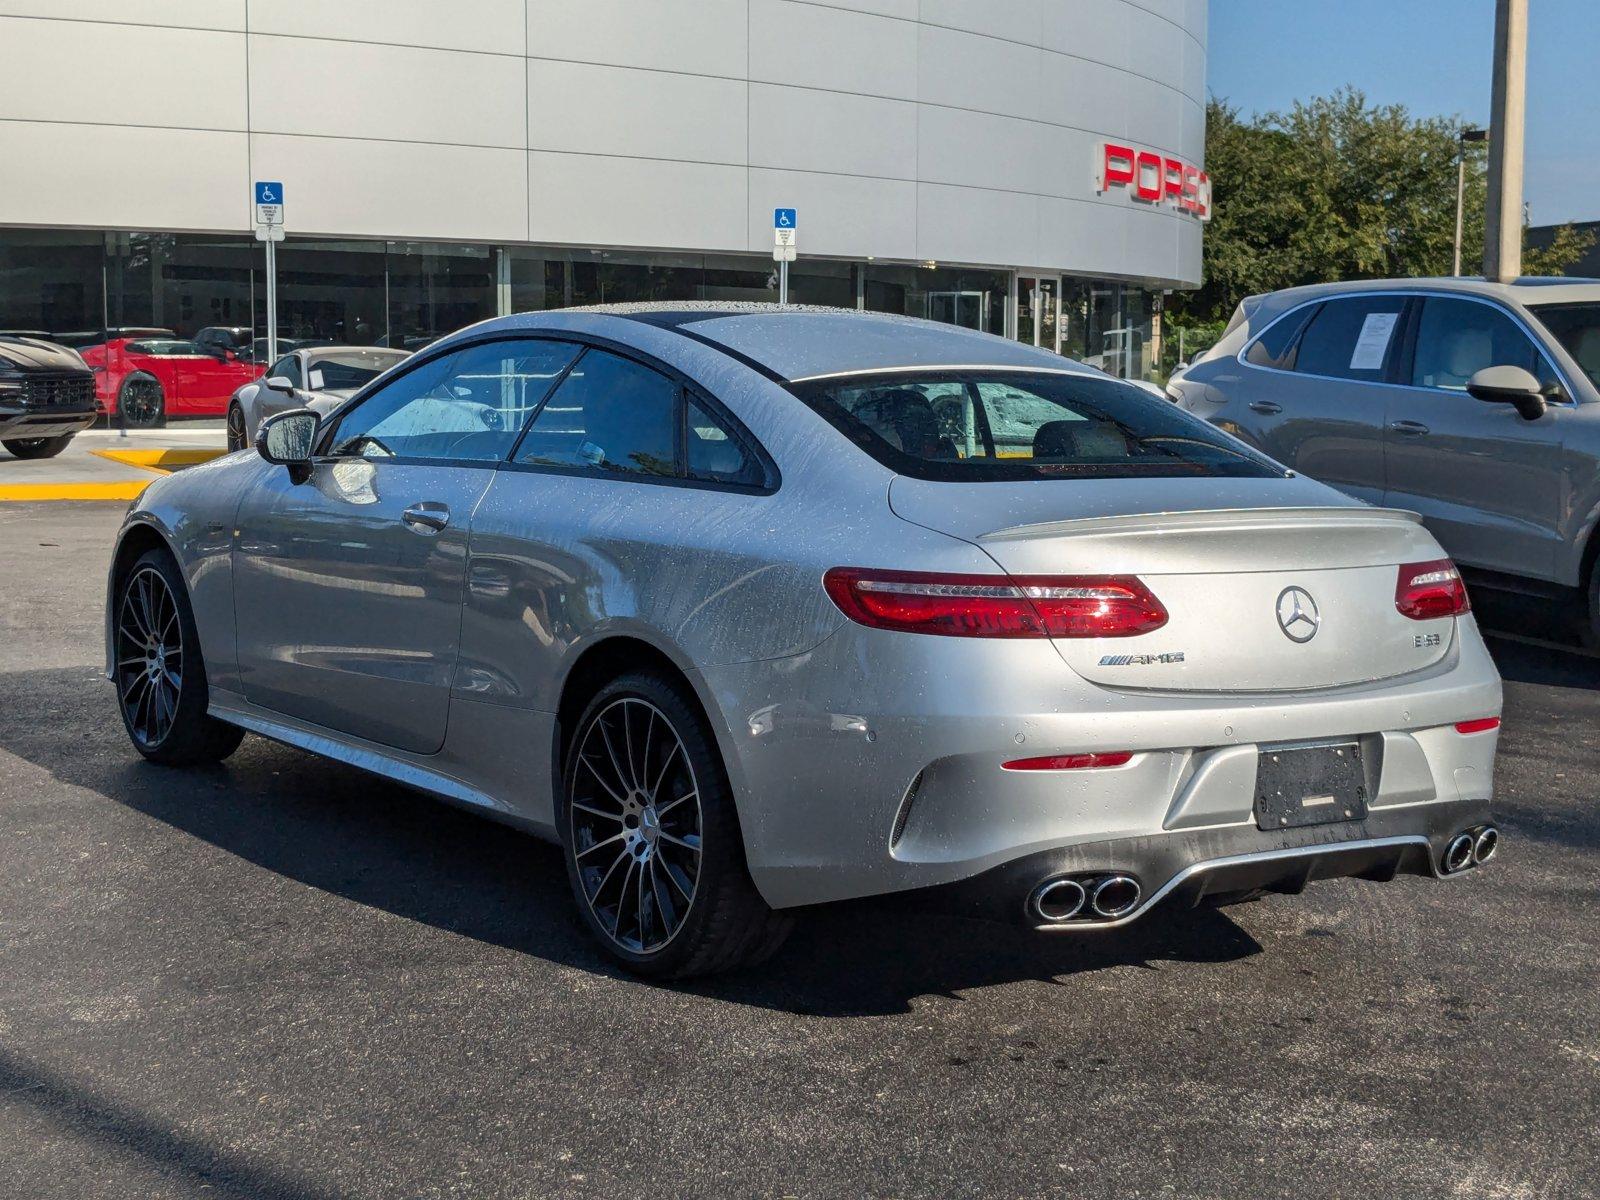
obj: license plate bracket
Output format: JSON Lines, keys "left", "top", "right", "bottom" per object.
{"left": 1255, "top": 741, "right": 1367, "bottom": 830}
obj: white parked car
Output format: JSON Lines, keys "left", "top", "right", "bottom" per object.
{"left": 227, "top": 346, "right": 410, "bottom": 450}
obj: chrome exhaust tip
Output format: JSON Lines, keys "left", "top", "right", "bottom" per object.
{"left": 1030, "top": 878, "right": 1087, "bottom": 923}
{"left": 1090, "top": 874, "right": 1142, "bottom": 919}
{"left": 1472, "top": 825, "right": 1499, "bottom": 865}
{"left": 1443, "top": 832, "right": 1474, "bottom": 874}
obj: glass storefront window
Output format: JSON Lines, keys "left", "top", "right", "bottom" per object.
{"left": 106, "top": 232, "right": 255, "bottom": 346}
{"left": 386, "top": 242, "right": 496, "bottom": 350}
{"left": 0, "top": 229, "right": 103, "bottom": 342}
{"left": 507, "top": 248, "right": 568, "bottom": 313}
{"left": 1060, "top": 280, "right": 1154, "bottom": 380}
{"left": 262, "top": 238, "right": 386, "bottom": 353}
{"left": 863, "top": 263, "right": 1007, "bottom": 337}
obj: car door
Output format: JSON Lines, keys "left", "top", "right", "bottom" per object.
{"left": 181, "top": 347, "right": 250, "bottom": 415}
{"left": 1237, "top": 295, "right": 1411, "bottom": 504}
{"left": 1382, "top": 294, "right": 1570, "bottom": 580}
{"left": 230, "top": 338, "right": 567, "bottom": 754}
{"left": 456, "top": 346, "right": 779, "bottom": 732}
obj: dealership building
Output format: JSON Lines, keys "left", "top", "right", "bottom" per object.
{"left": 0, "top": 0, "right": 1207, "bottom": 379}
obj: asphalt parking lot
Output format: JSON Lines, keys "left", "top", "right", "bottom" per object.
{"left": 2, "top": 501, "right": 1597, "bottom": 1200}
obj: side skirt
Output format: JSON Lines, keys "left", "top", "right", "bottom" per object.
{"left": 208, "top": 689, "right": 560, "bottom": 841}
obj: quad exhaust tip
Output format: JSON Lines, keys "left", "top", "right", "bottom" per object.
{"left": 1091, "top": 874, "right": 1142, "bottom": 919}
{"left": 1472, "top": 825, "right": 1499, "bottom": 865}
{"left": 1029, "top": 873, "right": 1142, "bottom": 925}
{"left": 1444, "top": 833, "right": 1474, "bottom": 874}
{"left": 1442, "top": 824, "right": 1498, "bottom": 875}
{"left": 1031, "top": 878, "right": 1087, "bottom": 922}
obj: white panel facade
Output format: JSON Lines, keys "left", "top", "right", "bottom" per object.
{"left": 0, "top": 0, "right": 1207, "bottom": 285}
{"left": 0, "top": 18, "right": 246, "bottom": 131}
{"left": 251, "top": 134, "right": 528, "bottom": 243}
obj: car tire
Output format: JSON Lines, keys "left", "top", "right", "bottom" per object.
{"left": 2, "top": 435, "right": 73, "bottom": 459}
{"left": 117, "top": 373, "right": 166, "bottom": 429}
{"left": 1584, "top": 566, "right": 1600, "bottom": 653}
{"left": 559, "top": 669, "right": 792, "bottom": 978}
{"left": 226, "top": 402, "right": 249, "bottom": 452}
{"left": 113, "top": 547, "right": 244, "bottom": 767}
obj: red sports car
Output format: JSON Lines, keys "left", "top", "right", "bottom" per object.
{"left": 83, "top": 336, "right": 265, "bottom": 427}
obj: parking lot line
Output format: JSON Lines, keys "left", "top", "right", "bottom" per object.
{"left": 89, "top": 447, "right": 226, "bottom": 474}
{"left": 0, "top": 481, "right": 148, "bottom": 502}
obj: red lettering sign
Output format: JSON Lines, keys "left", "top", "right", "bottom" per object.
{"left": 1097, "top": 141, "right": 1211, "bottom": 222}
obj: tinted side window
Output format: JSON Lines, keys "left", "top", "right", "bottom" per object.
{"left": 686, "top": 397, "right": 761, "bottom": 486}
{"left": 329, "top": 339, "right": 579, "bottom": 462}
{"left": 270, "top": 355, "right": 301, "bottom": 388}
{"left": 515, "top": 349, "right": 677, "bottom": 477}
{"left": 1292, "top": 297, "right": 1407, "bottom": 381}
{"left": 1411, "top": 297, "right": 1558, "bottom": 392}
{"left": 1245, "top": 305, "right": 1316, "bottom": 369}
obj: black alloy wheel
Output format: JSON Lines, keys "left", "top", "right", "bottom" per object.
{"left": 560, "top": 671, "right": 792, "bottom": 977}
{"left": 113, "top": 548, "right": 244, "bottom": 765}
{"left": 118, "top": 376, "right": 165, "bottom": 428}
{"left": 115, "top": 563, "right": 185, "bottom": 750}
{"left": 569, "top": 695, "right": 704, "bottom": 955}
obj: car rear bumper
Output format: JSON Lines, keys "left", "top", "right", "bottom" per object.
{"left": 703, "top": 615, "right": 1502, "bottom": 910}
{"left": 917, "top": 797, "right": 1494, "bottom": 930}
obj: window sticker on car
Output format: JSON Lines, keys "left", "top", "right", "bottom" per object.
{"left": 308, "top": 369, "right": 324, "bottom": 390}
{"left": 1349, "top": 311, "right": 1399, "bottom": 371}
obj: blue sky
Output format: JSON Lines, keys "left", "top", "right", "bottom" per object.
{"left": 1208, "top": 0, "right": 1600, "bottom": 225}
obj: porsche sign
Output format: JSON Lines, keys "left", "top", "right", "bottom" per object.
{"left": 1096, "top": 143, "right": 1211, "bottom": 221}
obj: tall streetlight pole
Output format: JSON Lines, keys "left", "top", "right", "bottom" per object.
{"left": 1453, "top": 127, "right": 1487, "bottom": 277}
{"left": 1482, "top": 0, "right": 1528, "bottom": 282}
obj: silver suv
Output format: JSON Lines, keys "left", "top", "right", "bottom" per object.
{"left": 1170, "top": 278, "right": 1600, "bottom": 639}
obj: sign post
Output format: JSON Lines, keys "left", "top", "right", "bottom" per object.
{"left": 772, "top": 208, "right": 796, "bottom": 306}
{"left": 254, "top": 182, "right": 285, "bottom": 362}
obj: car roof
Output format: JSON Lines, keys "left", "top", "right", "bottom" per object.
{"left": 1253, "top": 276, "right": 1600, "bottom": 310}
{"left": 496, "top": 302, "right": 1099, "bottom": 384}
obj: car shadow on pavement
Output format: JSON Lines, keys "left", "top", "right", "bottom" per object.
{"left": 1482, "top": 633, "right": 1600, "bottom": 691}
{"left": 0, "top": 1045, "right": 342, "bottom": 1200}
{"left": 2, "top": 667, "right": 1260, "bottom": 1017}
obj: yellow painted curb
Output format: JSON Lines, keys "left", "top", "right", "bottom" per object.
{"left": 90, "top": 447, "right": 226, "bottom": 473}
{"left": 0, "top": 481, "right": 148, "bottom": 502}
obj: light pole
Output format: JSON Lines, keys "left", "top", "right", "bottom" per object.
{"left": 1453, "top": 127, "right": 1487, "bottom": 277}
{"left": 1483, "top": 0, "right": 1528, "bottom": 281}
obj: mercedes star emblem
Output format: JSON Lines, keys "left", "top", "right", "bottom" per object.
{"left": 1276, "top": 586, "right": 1321, "bottom": 643}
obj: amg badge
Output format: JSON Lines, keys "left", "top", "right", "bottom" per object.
{"left": 1098, "top": 652, "right": 1186, "bottom": 666}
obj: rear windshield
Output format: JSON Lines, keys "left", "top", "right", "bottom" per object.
{"left": 308, "top": 351, "right": 406, "bottom": 391}
{"left": 1528, "top": 302, "right": 1600, "bottom": 390}
{"left": 788, "top": 370, "right": 1284, "bottom": 481}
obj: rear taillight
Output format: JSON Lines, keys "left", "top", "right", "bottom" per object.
{"left": 1003, "top": 751, "right": 1134, "bottom": 771}
{"left": 822, "top": 568, "right": 1167, "bottom": 639}
{"left": 1395, "top": 558, "right": 1469, "bottom": 620}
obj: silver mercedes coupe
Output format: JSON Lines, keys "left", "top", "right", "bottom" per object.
{"left": 105, "top": 304, "right": 1503, "bottom": 977}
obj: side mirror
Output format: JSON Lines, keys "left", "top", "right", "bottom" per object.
{"left": 1467, "top": 365, "right": 1547, "bottom": 421}
{"left": 257, "top": 408, "right": 318, "bottom": 480}
{"left": 264, "top": 375, "right": 296, "bottom": 394}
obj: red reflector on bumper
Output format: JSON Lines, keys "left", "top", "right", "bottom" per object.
{"left": 1454, "top": 717, "right": 1501, "bottom": 734}
{"left": 1002, "top": 751, "right": 1134, "bottom": 771}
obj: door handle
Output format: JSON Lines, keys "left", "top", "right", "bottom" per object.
{"left": 1389, "top": 420, "right": 1431, "bottom": 435}
{"left": 402, "top": 502, "right": 450, "bottom": 533}
{"left": 1247, "top": 400, "right": 1283, "bottom": 415}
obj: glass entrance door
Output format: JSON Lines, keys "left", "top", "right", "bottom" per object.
{"left": 927, "top": 290, "right": 988, "bottom": 330}
{"left": 1016, "top": 275, "right": 1061, "bottom": 354}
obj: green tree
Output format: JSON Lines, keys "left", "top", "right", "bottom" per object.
{"left": 1173, "top": 89, "right": 1596, "bottom": 330}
